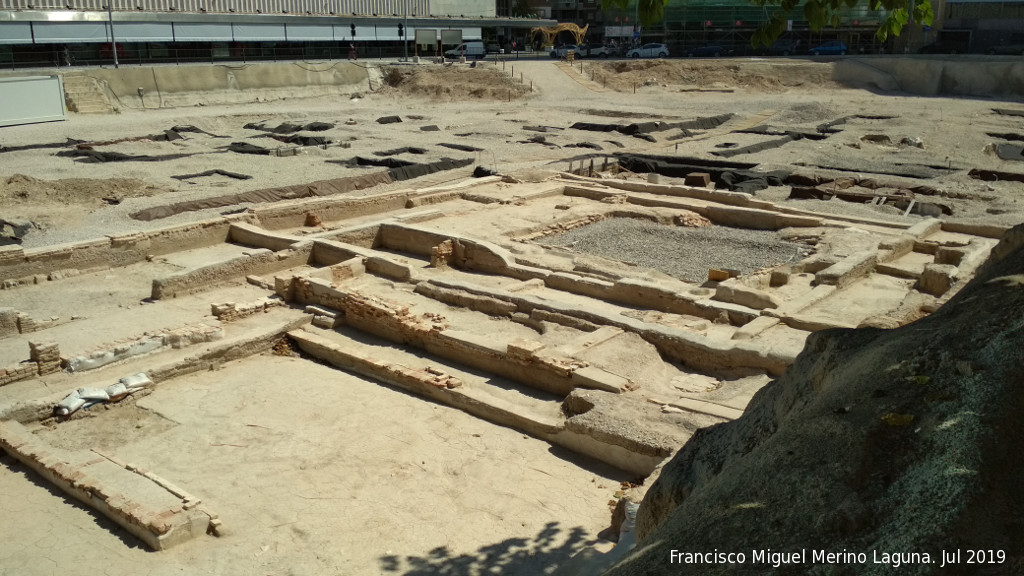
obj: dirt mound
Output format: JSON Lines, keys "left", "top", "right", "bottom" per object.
{"left": 2, "top": 174, "right": 159, "bottom": 205}
{"left": 604, "top": 224, "right": 1024, "bottom": 575}
{"left": 378, "top": 65, "right": 531, "bottom": 101}
{"left": 593, "top": 60, "right": 840, "bottom": 93}
{"left": 773, "top": 102, "right": 840, "bottom": 124}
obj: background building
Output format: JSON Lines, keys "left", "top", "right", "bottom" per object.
{"left": 0, "top": 0, "right": 553, "bottom": 67}
{"left": 524, "top": 0, "right": 1024, "bottom": 54}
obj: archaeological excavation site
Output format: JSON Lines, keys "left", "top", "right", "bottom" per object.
{"left": 1, "top": 57, "right": 1023, "bottom": 575}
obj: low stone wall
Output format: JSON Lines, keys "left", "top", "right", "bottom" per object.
{"left": 251, "top": 190, "right": 421, "bottom": 231}
{"left": 229, "top": 222, "right": 302, "bottom": 252}
{"left": 211, "top": 297, "right": 286, "bottom": 323}
{"left": 64, "top": 322, "right": 224, "bottom": 373}
{"left": 0, "top": 217, "right": 241, "bottom": 287}
{"left": 0, "top": 420, "right": 214, "bottom": 550}
{"left": 288, "top": 278, "right": 626, "bottom": 396}
{"left": 561, "top": 186, "right": 823, "bottom": 230}
{"left": 379, "top": 222, "right": 762, "bottom": 325}
{"left": 0, "top": 340, "right": 61, "bottom": 387}
{"left": 288, "top": 329, "right": 666, "bottom": 476}
{"left": 152, "top": 242, "right": 313, "bottom": 299}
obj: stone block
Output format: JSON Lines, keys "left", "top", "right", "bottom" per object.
{"left": 713, "top": 281, "right": 782, "bottom": 310}
{"left": 769, "top": 267, "right": 791, "bottom": 287}
{"left": 905, "top": 217, "right": 942, "bottom": 239}
{"left": 29, "top": 341, "right": 60, "bottom": 362}
{"left": 16, "top": 313, "right": 37, "bottom": 334}
{"left": 707, "top": 269, "right": 738, "bottom": 282}
{"left": 935, "top": 246, "right": 966, "bottom": 266}
{"left": 814, "top": 251, "right": 877, "bottom": 288}
{"left": 684, "top": 172, "right": 712, "bottom": 187}
{"left": 917, "top": 264, "right": 958, "bottom": 297}
{"left": 507, "top": 339, "right": 545, "bottom": 361}
{"left": 878, "top": 235, "right": 915, "bottom": 262}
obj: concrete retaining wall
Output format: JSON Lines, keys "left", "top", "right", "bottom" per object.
{"left": 80, "top": 62, "right": 368, "bottom": 109}
{"left": 833, "top": 57, "right": 1024, "bottom": 98}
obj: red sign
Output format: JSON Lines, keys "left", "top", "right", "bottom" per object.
{"left": 852, "top": 19, "right": 860, "bottom": 26}
{"left": 705, "top": 20, "right": 712, "bottom": 28}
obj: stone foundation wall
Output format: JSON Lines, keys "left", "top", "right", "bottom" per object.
{"left": 0, "top": 217, "right": 241, "bottom": 285}
{"left": 0, "top": 420, "right": 214, "bottom": 550}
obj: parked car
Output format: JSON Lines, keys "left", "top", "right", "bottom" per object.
{"left": 767, "top": 38, "right": 801, "bottom": 56}
{"left": 987, "top": 34, "right": 1024, "bottom": 55}
{"left": 627, "top": 43, "right": 670, "bottom": 58}
{"left": 576, "top": 43, "right": 612, "bottom": 58}
{"left": 918, "top": 40, "right": 969, "bottom": 54}
{"left": 550, "top": 44, "right": 580, "bottom": 58}
{"left": 444, "top": 42, "right": 487, "bottom": 59}
{"left": 808, "top": 40, "right": 847, "bottom": 55}
{"left": 685, "top": 44, "right": 729, "bottom": 57}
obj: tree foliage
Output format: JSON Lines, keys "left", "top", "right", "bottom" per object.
{"left": 600, "top": 0, "right": 668, "bottom": 28}
{"left": 600, "top": 0, "right": 933, "bottom": 46}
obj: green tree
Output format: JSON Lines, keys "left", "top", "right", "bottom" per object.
{"left": 599, "top": 0, "right": 934, "bottom": 45}
{"left": 511, "top": 0, "right": 532, "bottom": 18}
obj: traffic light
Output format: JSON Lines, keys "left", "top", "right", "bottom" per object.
{"left": 398, "top": 23, "right": 404, "bottom": 38}
{"left": 350, "top": 24, "right": 356, "bottom": 37}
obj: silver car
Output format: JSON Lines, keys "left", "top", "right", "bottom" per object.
{"left": 626, "top": 43, "right": 669, "bottom": 58}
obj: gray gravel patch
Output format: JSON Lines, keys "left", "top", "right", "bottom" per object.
{"left": 540, "top": 220, "right": 806, "bottom": 283}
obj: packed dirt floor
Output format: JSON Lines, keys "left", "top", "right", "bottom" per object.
{"left": 1, "top": 57, "right": 1023, "bottom": 575}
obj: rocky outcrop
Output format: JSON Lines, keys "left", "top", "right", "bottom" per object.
{"left": 604, "top": 223, "right": 1024, "bottom": 576}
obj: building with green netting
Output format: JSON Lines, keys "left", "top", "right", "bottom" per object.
{"left": 594, "top": 0, "right": 894, "bottom": 54}
{"left": 538, "top": 0, "right": 998, "bottom": 54}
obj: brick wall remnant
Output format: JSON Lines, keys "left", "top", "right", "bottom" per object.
{"left": 29, "top": 341, "right": 61, "bottom": 375}
{"left": 431, "top": 239, "right": 454, "bottom": 268}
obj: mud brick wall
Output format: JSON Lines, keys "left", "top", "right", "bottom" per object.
{"left": 65, "top": 322, "right": 224, "bottom": 372}
{"left": 289, "top": 329, "right": 665, "bottom": 476}
{"left": 0, "top": 217, "right": 240, "bottom": 284}
{"left": 292, "top": 279, "right": 615, "bottom": 396}
{"left": 0, "top": 421, "right": 212, "bottom": 550}
{"left": 228, "top": 222, "right": 301, "bottom": 252}
{"left": 0, "top": 308, "right": 17, "bottom": 337}
{"left": 251, "top": 191, "right": 416, "bottom": 231}
{"left": 152, "top": 243, "right": 313, "bottom": 300}
{"left": 211, "top": 297, "right": 285, "bottom": 322}
{"left": 424, "top": 277, "right": 795, "bottom": 376}
{"left": 0, "top": 362, "right": 38, "bottom": 386}
{"left": 29, "top": 341, "right": 60, "bottom": 375}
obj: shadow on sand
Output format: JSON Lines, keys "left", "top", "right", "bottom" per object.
{"left": 379, "top": 521, "right": 603, "bottom": 576}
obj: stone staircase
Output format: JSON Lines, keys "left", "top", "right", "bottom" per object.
{"left": 61, "top": 73, "right": 115, "bottom": 114}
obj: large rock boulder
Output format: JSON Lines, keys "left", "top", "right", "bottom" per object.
{"left": 604, "top": 224, "right": 1024, "bottom": 576}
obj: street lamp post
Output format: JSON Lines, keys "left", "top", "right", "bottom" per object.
{"left": 107, "top": 2, "right": 119, "bottom": 68}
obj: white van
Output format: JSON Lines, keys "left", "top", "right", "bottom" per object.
{"left": 444, "top": 42, "right": 486, "bottom": 60}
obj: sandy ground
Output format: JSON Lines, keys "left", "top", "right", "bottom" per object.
{"left": 2, "top": 58, "right": 1024, "bottom": 248}
{"left": 4, "top": 354, "right": 627, "bottom": 576}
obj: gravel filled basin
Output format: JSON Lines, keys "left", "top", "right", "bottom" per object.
{"left": 540, "top": 220, "right": 805, "bottom": 283}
